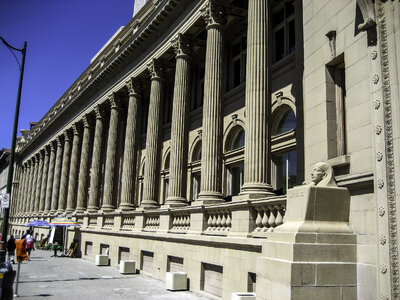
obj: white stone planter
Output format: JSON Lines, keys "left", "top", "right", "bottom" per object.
{"left": 120, "top": 260, "right": 136, "bottom": 274}
{"left": 231, "top": 293, "right": 256, "bottom": 300}
{"left": 165, "top": 272, "right": 187, "bottom": 291}
{"left": 95, "top": 254, "right": 109, "bottom": 266}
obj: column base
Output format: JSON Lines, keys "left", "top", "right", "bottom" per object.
{"left": 56, "top": 209, "right": 65, "bottom": 215}
{"left": 86, "top": 206, "right": 99, "bottom": 213}
{"left": 139, "top": 200, "right": 159, "bottom": 210}
{"left": 100, "top": 204, "right": 115, "bottom": 212}
{"left": 65, "top": 208, "right": 75, "bottom": 214}
{"left": 240, "top": 182, "right": 274, "bottom": 197}
{"left": 195, "top": 191, "right": 225, "bottom": 205}
{"left": 163, "top": 196, "right": 187, "bottom": 208}
{"left": 75, "top": 207, "right": 86, "bottom": 214}
{"left": 118, "top": 203, "right": 136, "bottom": 211}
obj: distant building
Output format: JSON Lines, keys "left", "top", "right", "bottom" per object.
{"left": 9, "top": 1, "right": 400, "bottom": 299}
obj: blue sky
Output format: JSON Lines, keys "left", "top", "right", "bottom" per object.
{"left": 0, "top": 0, "right": 134, "bottom": 149}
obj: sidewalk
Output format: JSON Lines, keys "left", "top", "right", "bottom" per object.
{"left": 12, "top": 249, "right": 210, "bottom": 300}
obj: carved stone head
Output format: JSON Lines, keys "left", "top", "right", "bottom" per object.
{"left": 310, "top": 162, "right": 337, "bottom": 187}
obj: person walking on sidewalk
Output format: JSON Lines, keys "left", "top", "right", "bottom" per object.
{"left": 7, "top": 235, "right": 16, "bottom": 264}
{"left": 25, "top": 231, "right": 35, "bottom": 260}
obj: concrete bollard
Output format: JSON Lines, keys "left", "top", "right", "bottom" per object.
{"left": 119, "top": 260, "right": 136, "bottom": 274}
{"left": 165, "top": 272, "right": 187, "bottom": 291}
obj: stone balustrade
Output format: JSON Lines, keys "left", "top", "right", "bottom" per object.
{"left": 11, "top": 196, "right": 286, "bottom": 238}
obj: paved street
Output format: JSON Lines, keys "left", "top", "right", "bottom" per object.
{"left": 11, "top": 249, "right": 210, "bottom": 300}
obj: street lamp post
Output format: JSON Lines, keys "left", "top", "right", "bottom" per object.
{"left": 0, "top": 37, "right": 27, "bottom": 262}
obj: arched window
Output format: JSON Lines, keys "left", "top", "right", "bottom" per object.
{"left": 161, "top": 152, "right": 170, "bottom": 204}
{"left": 225, "top": 126, "right": 245, "bottom": 198}
{"left": 190, "top": 141, "right": 202, "bottom": 201}
{"left": 231, "top": 128, "right": 245, "bottom": 150}
{"left": 277, "top": 110, "right": 296, "bottom": 134}
{"left": 271, "top": 108, "right": 297, "bottom": 194}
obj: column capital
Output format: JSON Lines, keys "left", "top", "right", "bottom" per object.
{"left": 71, "top": 122, "right": 83, "bottom": 136}
{"left": 147, "top": 58, "right": 164, "bottom": 80}
{"left": 126, "top": 77, "right": 142, "bottom": 98}
{"left": 63, "top": 130, "right": 72, "bottom": 142}
{"left": 201, "top": 0, "right": 227, "bottom": 29}
{"left": 108, "top": 93, "right": 122, "bottom": 109}
{"left": 94, "top": 104, "right": 106, "bottom": 120}
{"left": 172, "top": 33, "right": 192, "bottom": 59}
{"left": 49, "top": 140, "right": 57, "bottom": 152}
{"left": 56, "top": 134, "right": 64, "bottom": 147}
{"left": 82, "top": 114, "right": 94, "bottom": 128}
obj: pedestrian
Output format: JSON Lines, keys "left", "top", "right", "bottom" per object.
{"left": 21, "top": 229, "right": 30, "bottom": 239}
{"left": 25, "top": 231, "right": 35, "bottom": 260}
{"left": 6, "top": 235, "right": 16, "bottom": 264}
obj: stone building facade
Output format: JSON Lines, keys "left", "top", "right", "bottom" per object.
{"left": 7, "top": 0, "right": 400, "bottom": 299}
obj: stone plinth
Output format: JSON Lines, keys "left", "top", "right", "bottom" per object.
{"left": 256, "top": 185, "right": 357, "bottom": 300}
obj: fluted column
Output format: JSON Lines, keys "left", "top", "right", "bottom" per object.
{"left": 39, "top": 147, "right": 50, "bottom": 213}
{"left": 24, "top": 160, "right": 34, "bottom": 213}
{"left": 16, "top": 164, "right": 27, "bottom": 215}
{"left": 197, "top": 1, "right": 226, "bottom": 204}
{"left": 87, "top": 105, "right": 105, "bottom": 212}
{"left": 66, "top": 123, "right": 82, "bottom": 213}
{"left": 165, "top": 34, "right": 192, "bottom": 207}
{"left": 101, "top": 94, "right": 122, "bottom": 211}
{"left": 140, "top": 59, "right": 164, "bottom": 209}
{"left": 240, "top": 0, "right": 274, "bottom": 196}
{"left": 50, "top": 135, "right": 63, "bottom": 213}
{"left": 58, "top": 131, "right": 72, "bottom": 213}
{"left": 45, "top": 141, "right": 56, "bottom": 213}
{"left": 28, "top": 156, "right": 39, "bottom": 213}
{"left": 119, "top": 79, "right": 141, "bottom": 211}
{"left": 11, "top": 162, "right": 22, "bottom": 216}
{"left": 34, "top": 152, "right": 44, "bottom": 212}
{"left": 76, "top": 115, "right": 93, "bottom": 213}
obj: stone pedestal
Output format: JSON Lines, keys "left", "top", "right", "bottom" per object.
{"left": 256, "top": 186, "right": 357, "bottom": 300}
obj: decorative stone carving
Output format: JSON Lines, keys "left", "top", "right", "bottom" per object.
{"left": 356, "top": 0, "right": 376, "bottom": 31}
{"left": 374, "top": 100, "right": 381, "bottom": 109}
{"left": 380, "top": 235, "right": 387, "bottom": 245}
{"left": 310, "top": 162, "right": 337, "bottom": 187}
{"left": 373, "top": 74, "right": 380, "bottom": 84}
{"left": 376, "top": 152, "right": 383, "bottom": 161}
{"left": 379, "top": 206, "right": 385, "bottom": 217}
{"left": 171, "top": 33, "right": 192, "bottom": 58}
{"left": 377, "top": 179, "right": 384, "bottom": 189}
{"left": 201, "top": 0, "right": 226, "bottom": 28}
{"left": 147, "top": 58, "right": 164, "bottom": 80}
{"left": 375, "top": 125, "right": 382, "bottom": 135}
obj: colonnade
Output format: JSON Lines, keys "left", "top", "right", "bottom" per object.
{"left": 12, "top": 0, "right": 272, "bottom": 216}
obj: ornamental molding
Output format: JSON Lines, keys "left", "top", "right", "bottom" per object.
{"left": 201, "top": 0, "right": 227, "bottom": 28}
{"left": 375, "top": 0, "right": 399, "bottom": 297}
{"left": 171, "top": 33, "right": 192, "bottom": 59}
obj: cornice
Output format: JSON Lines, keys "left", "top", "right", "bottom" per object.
{"left": 19, "top": 0, "right": 203, "bottom": 158}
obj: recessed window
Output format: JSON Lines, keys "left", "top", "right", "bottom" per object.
{"left": 232, "top": 129, "right": 245, "bottom": 150}
{"left": 272, "top": 2, "right": 296, "bottom": 62}
{"left": 229, "top": 37, "right": 247, "bottom": 89}
{"left": 272, "top": 150, "right": 297, "bottom": 194}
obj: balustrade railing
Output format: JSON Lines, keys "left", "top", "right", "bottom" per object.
{"left": 12, "top": 196, "right": 287, "bottom": 238}
{"left": 171, "top": 213, "right": 190, "bottom": 231}
{"left": 253, "top": 201, "right": 285, "bottom": 233}
{"left": 144, "top": 214, "right": 160, "bottom": 230}
{"left": 205, "top": 209, "right": 232, "bottom": 233}
{"left": 122, "top": 216, "right": 135, "bottom": 230}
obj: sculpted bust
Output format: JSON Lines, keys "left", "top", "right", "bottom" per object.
{"left": 310, "top": 162, "right": 337, "bottom": 187}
